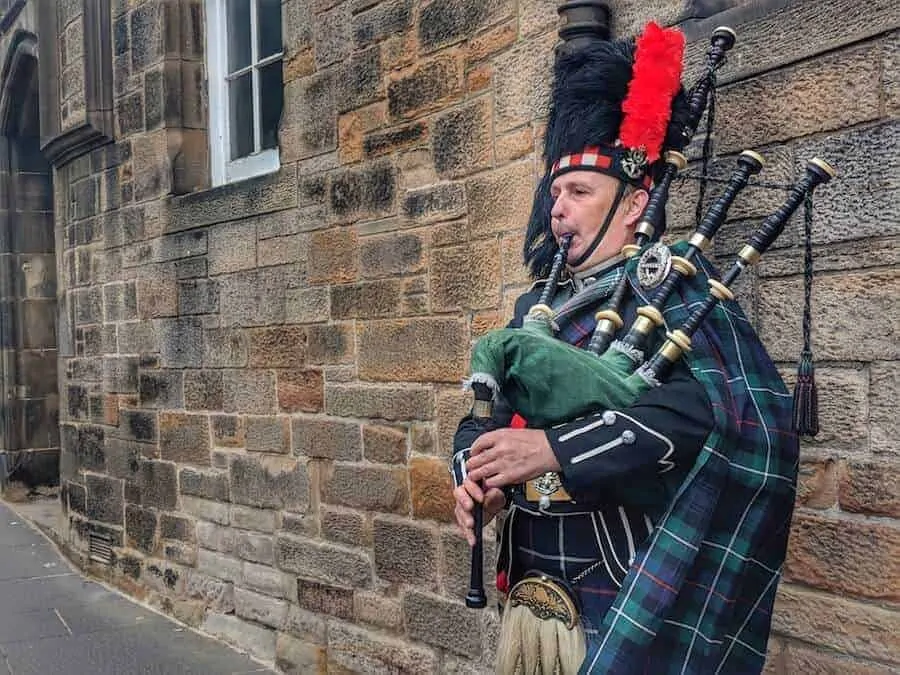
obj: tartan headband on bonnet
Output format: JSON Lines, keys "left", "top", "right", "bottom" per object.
{"left": 525, "top": 21, "right": 691, "bottom": 277}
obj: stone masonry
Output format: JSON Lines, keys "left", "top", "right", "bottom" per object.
{"left": 0, "top": 0, "right": 897, "bottom": 672}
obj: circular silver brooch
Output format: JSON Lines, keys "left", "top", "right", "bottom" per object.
{"left": 637, "top": 242, "right": 672, "bottom": 289}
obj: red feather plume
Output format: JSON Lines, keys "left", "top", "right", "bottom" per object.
{"left": 619, "top": 22, "right": 686, "bottom": 163}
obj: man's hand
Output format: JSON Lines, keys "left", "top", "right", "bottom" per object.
{"left": 465, "top": 429, "right": 561, "bottom": 489}
{"left": 453, "top": 480, "right": 506, "bottom": 546}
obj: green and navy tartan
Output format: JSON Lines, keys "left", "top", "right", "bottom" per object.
{"left": 551, "top": 243, "right": 798, "bottom": 674}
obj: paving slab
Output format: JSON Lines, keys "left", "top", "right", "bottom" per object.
{"left": 0, "top": 501, "right": 277, "bottom": 675}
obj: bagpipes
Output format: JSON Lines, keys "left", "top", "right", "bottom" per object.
{"left": 458, "top": 10, "right": 836, "bottom": 670}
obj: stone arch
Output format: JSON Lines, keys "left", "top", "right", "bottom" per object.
{"left": 0, "top": 28, "right": 59, "bottom": 491}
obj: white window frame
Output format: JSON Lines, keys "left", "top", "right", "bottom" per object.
{"left": 205, "top": 0, "right": 283, "bottom": 186}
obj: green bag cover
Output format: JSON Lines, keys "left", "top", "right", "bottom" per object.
{"left": 468, "top": 317, "right": 651, "bottom": 428}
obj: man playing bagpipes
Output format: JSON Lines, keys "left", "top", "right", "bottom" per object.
{"left": 448, "top": 6, "right": 831, "bottom": 674}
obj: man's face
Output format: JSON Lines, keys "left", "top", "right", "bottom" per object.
{"left": 549, "top": 171, "right": 647, "bottom": 272}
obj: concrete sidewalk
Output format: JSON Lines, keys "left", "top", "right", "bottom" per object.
{"left": 0, "top": 500, "right": 277, "bottom": 675}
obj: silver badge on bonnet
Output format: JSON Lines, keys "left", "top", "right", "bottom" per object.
{"left": 637, "top": 242, "right": 672, "bottom": 289}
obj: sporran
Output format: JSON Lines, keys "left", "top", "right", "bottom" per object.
{"left": 496, "top": 574, "right": 586, "bottom": 675}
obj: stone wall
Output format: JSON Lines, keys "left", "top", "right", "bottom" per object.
{"left": 8, "top": 0, "right": 897, "bottom": 672}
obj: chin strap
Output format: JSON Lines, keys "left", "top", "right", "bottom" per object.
{"left": 566, "top": 181, "right": 629, "bottom": 269}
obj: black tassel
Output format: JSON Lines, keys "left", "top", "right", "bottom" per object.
{"left": 792, "top": 349, "right": 819, "bottom": 436}
{"left": 792, "top": 192, "right": 819, "bottom": 436}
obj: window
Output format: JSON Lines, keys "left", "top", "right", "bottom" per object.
{"left": 206, "top": 0, "right": 284, "bottom": 186}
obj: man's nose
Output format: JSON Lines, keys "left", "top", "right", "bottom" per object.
{"left": 550, "top": 193, "right": 565, "bottom": 219}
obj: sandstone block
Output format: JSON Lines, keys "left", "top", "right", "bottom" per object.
{"left": 403, "top": 590, "right": 481, "bottom": 657}
{"left": 85, "top": 473, "right": 124, "bottom": 524}
{"left": 234, "top": 532, "right": 275, "bottom": 565}
{"left": 158, "top": 317, "right": 204, "bottom": 368}
{"left": 281, "top": 73, "right": 336, "bottom": 163}
{"left": 182, "top": 496, "right": 230, "bottom": 526}
{"left": 358, "top": 318, "right": 467, "bottom": 383}
{"left": 139, "top": 459, "right": 178, "bottom": 510}
{"left": 160, "top": 514, "right": 194, "bottom": 543}
{"left": 773, "top": 583, "right": 900, "bottom": 665}
{"left": 285, "top": 287, "right": 331, "bottom": 325}
{"left": 432, "top": 98, "right": 493, "bottom": 179}
{"left": 244, "top": 416, "right": 291, "bottom": 455}
{"left": 211, "top": 414, "right": 245, "bottom": 448}
{"left": 125, "top": 504, "right": 157, "bottom": 554}
{"left": 466, "top": 161, "right": 535, "bottom": 238}
{"left": 364, "top": 122, "right": 427, "bottom": 159}
{"left": 796, "top": 459, "right": 839, "bottom": 510}
{"left": 430, "top": 240, "right": 501, "bottom": 311}
{"left": 102, "top": 356, "right": 139, "bottom": 393}
{"left": 118, "top": 409, "right": 157, "bottom": 442}
{"left": 352, "top": 0, "right": 413, "bottom": 48}
{"left": 402, "top": 182, "right": 466, "bottom": 225}
{"left": 785, "top": 511, "right": 900, "bottom": 601}
{"left": 306, "top": 323, "right": 355, "bottom": 364}
{"left": 230, "top": 505, "right": 277, "bottom": 533}
{"left": 418, "top": 0, "right": 514, "bottom": 53}
{"left": 185, "top": 570, "right": 234, "bottom": 614}
{"left": 794, "top": 122, "right": 900, "bottom": 245}
{"left": 196, "top": 521, "right": 237, "bottom": 553}
{"left": 202, "top": 329, "right": 248, "bottom": 368}
{"left": 323, "top": 463, "right": 409, "bottom": 514}
{"left": 197, "top": 549, "right": 242, "bottom": 583}
{"left": 296, "top": 577, "right": 354, "bottom": 620}
{"left": 308, "top": 227, "right": 359, "bottom": 285}
{"left": 222, "top": 369, "right": 277, "bottom": 414}
{"left": 314, "top": 2, "right": 352, "bottom": 68}
{"left": 218, "top": 268, "right": 291, "bottom": 327}
{"left": 387, "top": 53, "right": 463, "bottom": 120}
{"left": 159, "top": 412, "right": 210, "bottom": 465}
{"left": 331, "top": 280, "right": 403, "bottom": 319}
{"left": 321, "top": 507, "right": 368, "bottom": 547}
{"left": 335, "top": 46, "right": 383, "bottom": 114}
{"left": 139, "top": 370, "right": 183, "bottom": 409}
{"left": 276, "top": 633, "right": 328, "bottom": 675}
{"left": 179, "top": 467, "right": 229, "bottom": 502}
{"left": 363, "top": 424, "right": 407, "bottom": 464}
{"left": 292, "top": 416, "right": 361, "bottom": 460}
{"left": 230, "top": 453, "right": 309, "bottom": 511}
{"left": 258, "top": 233, "right": 309, "bottom": 269}
{"left": 177, "top": 279, "right": 219, "bottom": 315}
{"left": 329, "top": 161, "right": 396, "bottom": 223}
{"left": 275, "top": 536, "right": 372, "bottom": 587}
{"left": 758, "top": 271, "right": 899, "bottom": 362}
{"left": 360, "top": 231, "right": 427, "bottom": 279}
{"left": 247, "top": 326, "right": 308, "bottom": 369}
{"left": 440, "top": 528, "right": 479, "bottom": 600}
{"left": 184, "top": 370, "right": 224, "bottom": 410}
{"left": 242, "top": 561, "right": 287, "bottom": 599}
{"left": 410, "top": 456, "right": 455, "bottom": 522}
{"left": 495, "top": 126, "right": 535, "bottom": 164}
{"left": 437, "top": 387, "right": 471, "bottom": 458}
{"left": 493, "top": 33, "right": 555, "bottom": 132}
{"left": 779, "top": 366, "right": 868, "bottom": 453}
{"left": 373, "top": 516, "right": 437, "bottom": 587}
{"left": 870, "top": 362, "right": 898, "bottom": 456}
{"left": 783, "top": 643, "right": 895, "bottom": 675}
{"left": 717, "top": 42, "right": 881, "bottom": 154}
{"left": 839, "top": 460, "right": 900, "bottom": 518}
{"left": 327, "top": 619, "right": 439, "bottom": 673}
{"left": 326, "top": 383, "right": 434, "bottom": 421}
{"left": 353, "top": 591, "right": 403, "bottom": 631}
{"left": 277, "top": 369, "right": 324, "bottom": 414}
{"left": 200, "top": 613, "right": 276, "bottom": 662}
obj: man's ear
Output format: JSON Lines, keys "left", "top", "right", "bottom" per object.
{"left": 623, "top": 188, "right": 650, "bottom": 226}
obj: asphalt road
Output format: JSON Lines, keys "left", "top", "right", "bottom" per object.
{"left": 0, "top": 501, "right": 276, "bottom": 675}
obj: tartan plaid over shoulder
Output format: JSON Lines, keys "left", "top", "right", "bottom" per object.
{"left": 580, "top": 243, "right": 799, "bottom": 674}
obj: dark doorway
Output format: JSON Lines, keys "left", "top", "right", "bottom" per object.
{"left": 0, "top": 33, "right": 58, "bottom": 490}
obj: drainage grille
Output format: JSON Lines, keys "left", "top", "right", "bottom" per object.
{"left": 88, "top": 531, "right": 113, "bottom": 565}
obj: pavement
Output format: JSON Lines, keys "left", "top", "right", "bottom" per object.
{"left": 0, "top": 499, "right": 278, "bottom": 675}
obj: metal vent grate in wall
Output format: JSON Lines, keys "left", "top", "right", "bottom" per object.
{"left": 88, "top": 531, "right": 113, "bottom": 565}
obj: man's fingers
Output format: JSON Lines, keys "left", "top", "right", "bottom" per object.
{"left": 469, "top": 430, "right": 498, "bottom": 455}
